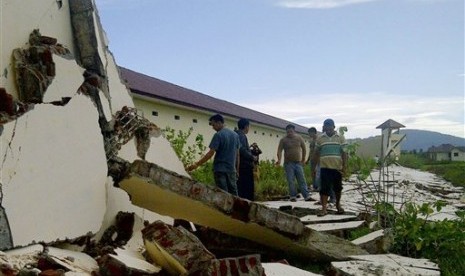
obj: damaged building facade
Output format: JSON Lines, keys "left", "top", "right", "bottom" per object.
{"left": 120, "top": 67, "right": 310, "bottom": 161}
{"left": 0, "top": 0, "right": 369, "bottom": 275}
{"left": 1, "top": 0, "right": 452, "bottom": 275}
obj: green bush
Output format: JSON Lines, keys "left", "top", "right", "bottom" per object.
{"left": 255, "top": 160, "right": 289, "bottom": 200}
{"left": 424, "top": 162, "right": 465, "bottom": 187}
{"left": 381, "top": 201, "right": 465, "bottom": 275}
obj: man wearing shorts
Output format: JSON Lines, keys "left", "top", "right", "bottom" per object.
{"left": 313, "top": 119, "right": 348, "bottom": 216}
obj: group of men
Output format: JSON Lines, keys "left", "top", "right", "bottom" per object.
{"left": 186, "top": 114, "right": 347, "bottom": 217}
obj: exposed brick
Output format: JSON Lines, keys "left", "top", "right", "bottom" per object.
{"left": 142, "top": 221, "right": 215, "bottom": 275}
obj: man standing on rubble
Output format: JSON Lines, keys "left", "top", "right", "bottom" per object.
{"left": 275, "top": 124, "right": 312, "bottom": 202}
{"left": 313, "top": 118, "right": 348, "bottom": 216}
{"left": 187, "top": 114, "right": 240, "bottom": 195}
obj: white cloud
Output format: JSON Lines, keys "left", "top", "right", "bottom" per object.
{"left": 239, "top": 92, "right": 465, "bottom": 139}
{"left": 276, "top": 0, "right": 378, "bottom": 9}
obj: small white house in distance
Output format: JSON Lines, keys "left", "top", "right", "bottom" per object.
{"left": 428, "top": 144, "right": 465, "bottom": 162}
{"left": 120, "top": 67, "right": 310, "bottom": 162}
{"left": 451, "top": 147, "right": 465, "bottom": 162}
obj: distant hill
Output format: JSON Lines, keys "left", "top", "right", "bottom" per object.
{"left": 349, "top": 129, "right": 465, "bottom": 158}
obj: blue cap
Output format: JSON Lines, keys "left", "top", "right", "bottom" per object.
{"left": 323, "top": 119, "right": 335, "bottom": 126}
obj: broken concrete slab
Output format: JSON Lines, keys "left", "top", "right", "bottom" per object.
{"left": 351, "top": 229, "right": 392, "bottom": 254}
{"left": 262, "top": 262, "right": 322, "bottom": 276}
{"left": 103, "top": 248, "right": 161, "bottom": 275}
{"left": 1, "top": 244, "right": 99, "bottom": 275}
{"left": 0, "top": 244, "right": 44, "bottom": 271}
{"left": 307, "top": 220, "right": 366, "bottom": 233}
{"left": 301, "top": 214, "right": 359, "bottom": 224}
{"left": 331, "top": 254, "right": 440, "bottom": 276}
{"left": 114, "top": 159, "right": 367, "bottom": 262}
{"left": 46, "top": 247, "right": 99, "bottom": 274}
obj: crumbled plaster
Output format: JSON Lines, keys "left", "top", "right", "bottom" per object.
{"left": 13, "top": 29, "right": 73, "bottom": 103}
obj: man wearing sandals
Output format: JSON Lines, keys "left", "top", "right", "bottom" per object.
{"left": 313, "top": 119, "right": 348, "bottom": 216}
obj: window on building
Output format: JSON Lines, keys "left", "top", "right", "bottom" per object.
{"left": 193, "top": 119, "right": 198, "bottom": 123}
{"left": 454, "top": 152, "right": 459, "bottom": 157}
{"left": 270, "top": 133, "right": 272, "bottom": 137}
{"left": 254, "top": 131, "right": 257, "bottom": 134}
{"left": 174, "top": 115, "right": 180, "bottom": 120}
{"left": 262, "top": 132, "right": 265, "bottom": 136}
{"left": 152, "top": 111, "right": 158, "bottom": 116}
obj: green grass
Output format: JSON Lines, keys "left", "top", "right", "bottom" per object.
{"left": 423, "top": 162, "right": 465, "bottom": 187}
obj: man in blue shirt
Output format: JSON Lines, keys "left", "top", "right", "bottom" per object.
{"left": 187, "top": 114, "right": 240, "bottom": 195}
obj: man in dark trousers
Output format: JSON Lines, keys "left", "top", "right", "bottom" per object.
{"left": 187, "top": 114, "right": 240, "bottom": 195}
{"left": 235, "top": 118, "right": 256, "bottom": 200}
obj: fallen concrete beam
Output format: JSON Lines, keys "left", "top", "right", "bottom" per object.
{"left": 113, "top": 159, "right": 367, "bottom": 262}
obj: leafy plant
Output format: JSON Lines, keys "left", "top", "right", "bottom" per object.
{"left": 163, "top": 126, "right": 206, "bottom": 166}
{"left": 163, "top": 126, "right": 214, "bottom": 186}
{"left": 388, "top": 201, "right": 465, "bottom": 275}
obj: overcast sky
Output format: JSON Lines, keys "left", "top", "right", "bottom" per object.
{"left": 95, "top": 0, "right": 464, "bottom": 139}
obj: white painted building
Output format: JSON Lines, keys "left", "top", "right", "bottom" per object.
{"left": 428, "top": 144, "right": 465, "bottom": 162}
{"left": 451, "top": 147, "right": 465, "bottom": 162}
{"left": 121, "top": 67, "right": 311, "bottom": 161}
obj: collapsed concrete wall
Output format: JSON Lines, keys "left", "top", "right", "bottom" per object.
{"left": 0, "top": 0, "right": 369, "bottom": 274}
{"left": 0, "top": 0, "right": 174, "bottom": 250}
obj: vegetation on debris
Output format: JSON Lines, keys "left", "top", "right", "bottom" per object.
{"left": 379, "top": 201, "right": 465, "bottom": 276}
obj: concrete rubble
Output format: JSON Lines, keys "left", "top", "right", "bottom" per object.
{"left": 0, "top": 0, "right": 461, "bottom": 275}
{"left": 261, "top": 164, "right": 463, "bottom": 275}
{"left": 331, "top": 254, "right": 440, "bottom": 276}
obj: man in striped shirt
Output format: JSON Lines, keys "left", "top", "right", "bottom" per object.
{"left": 313, "top": 119, "right": 348, "bottom": 216}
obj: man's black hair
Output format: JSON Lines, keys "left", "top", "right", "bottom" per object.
{"left": 285, "top": 124, "right": 295, "bottom": 130}
{"left": 308, "top": 127, "right": 317, "bottom": 133}
{"left": 238, "top": 118, "right": 250, "bottom": 130}
{"left": 209, "top": 114, "right": 224, "bottom": 123}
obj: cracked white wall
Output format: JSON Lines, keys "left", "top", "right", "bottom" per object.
{"left": 0, "top": 0, "right": 186, "bottom": 249}
{"left": 1, "top": 94, "right": 107, "bottom": 246}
